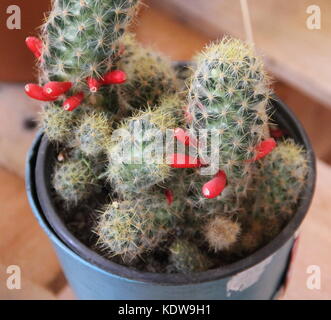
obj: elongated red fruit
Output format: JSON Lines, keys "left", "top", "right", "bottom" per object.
{"left": 202, "top": 171, "right": 227, "bottom": 199}
{"left": 43, "top": 81, "right": 72, "bottom": 98}
{"left": 63, "top": 92, "right": 84, "bottom": 111}
{"left": 103, "top": 70, "right": 127, "bottom": 85}
{"left": 25, "top": 37, "right": 43, "bottom": 58}
{"left": 25, "top": 84, "right": 56, "bottom": 101}
{"left": 87, "top": 77, "right": 103, "bottom": 92}
{"left": 270, "top": 128, "right": 285, "bottom": 139}
{"left": 174, "top": 128, "right": 197, "bottom": 147}
{"left": 164, "top": 189, "right": 174, "bottom": 205}
{"left": 249, "top": 138, "right": 277, "bottom": 162}
{"left": 169, "top": 153, "right": 203, "bottom": 168}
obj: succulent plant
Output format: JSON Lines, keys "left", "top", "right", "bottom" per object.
{"left": 39, "top": 0, "right": 140, "bottom": 86}
{"left": 53, "top": 155, "right": 100, "bottom": 205}
{"left": 76, "top": 111, "right": 112, "bottom": 156}
{"left": 117, "top": 34, "right": 178, "bottom": 113}
{"left": 106, "top": 94, "right": 184, "bottom": 198}
{"left": 167, "top": 239, "right": 213, "bottom": 273}
{"left": 204, "top": 216, "right": 241, "bottom": 252}
{"left": 188, "top": 37, "right": 272, "bottom": 202}
{"left": 95, "top": 194, "right": 177, "bottom": 263}
{"left": 250, "top": 139, "right": 309, "bottom": 219}
{"left": 25, "top": 0, "right": 310, "bottom": 273}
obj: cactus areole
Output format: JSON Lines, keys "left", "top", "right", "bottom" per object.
{"left": 26, "top": 0, "right": 316, "bottom": 299}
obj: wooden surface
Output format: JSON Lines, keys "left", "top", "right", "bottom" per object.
{"left": 0, "top": 2, "right": 330, "bottom": 300}
{"left": 0, "top": 0, "right": 51, "bottom": 82}
{"left": 151, "top": 0, "right": 331, "bottom": 108}
{"left": 0, "top": 168, "right": 63, "bottom": 297}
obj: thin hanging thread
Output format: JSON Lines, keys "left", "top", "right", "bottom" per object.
{"left": 240, "top": 0, "right": 254, "bottom": 44}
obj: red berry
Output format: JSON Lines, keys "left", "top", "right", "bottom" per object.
{"left": 25, "top": 84, "right": 57, "bottom": 101}
{"left": 169, "top": 153, "right": 203, "bottom": 168}
{"left": 174, "top": 128, "right": 197, "bottom": 148}
{"left": 270, "top": 128, "right": 285, "bottom": 139}
{"left": 63, "top": 92, "right": 84, "bottom": 111}
{"left": 164, "top": 189, "right": 174, "bottom": 205}
{"left": 202, "top": 171, "right": 227, "bottom": 199}
{"left": 87, "top": 77, "right": 103, "bottom": 93}
{"left": 43, "top": 81, "right": 72, "bottom": 98}
{"left": 103, "top": 70, "right": 127, "bottom": 85}
{"left": 25, "top": 37, "right": 43, "bottom": 58}
{"left": 249, "top": 138, "right": 277, "bottom": 162}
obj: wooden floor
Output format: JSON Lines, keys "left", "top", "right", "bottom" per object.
{"left": 0, "top": 2, "right": 330, "bottom": 300}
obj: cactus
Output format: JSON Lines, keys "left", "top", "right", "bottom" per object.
{"left": 107, "top": 94, "right": 184, "bottom": 198}
{"left": 167, "top": 239, "right": 213, "bottom": 273}
{"left": 95, "top": 195, "right": 177, "bottom": 263}
{"left": 76, "top": 111, "right": 112, "bottom": 156}
{"left": 188, "top": 37, "right": 272, "bottom": 202}
{"left": 250, "top": 139, "right": 308, "bottom": 219}
{"left": 26, "top": 0, "right": 310, "bottom": 273}
{"left": 40, "top": 0, "right": 140, "bottom": 85}
{"left": 204, "top": 216, "right": 241, "bottom": 252}
{"left": 117, "top": 34, "right": 178, "bottom": 113}
{"left": 40, "top": 103, "right": 85, "bottom": 144}
{"left": 53, "top": 155, "right": 100, "bottom": 205}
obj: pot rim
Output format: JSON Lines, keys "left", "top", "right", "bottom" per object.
{"left": 28, "top": 96, "right": 316, "bottom": 285}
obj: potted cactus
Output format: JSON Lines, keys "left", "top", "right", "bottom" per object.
{"left": 26, "top": 0, "right": 315, "bottom": 300}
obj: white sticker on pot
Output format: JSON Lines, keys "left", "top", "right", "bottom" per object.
{"left": 226, "top": 255, "right": 274, "bottom": 297}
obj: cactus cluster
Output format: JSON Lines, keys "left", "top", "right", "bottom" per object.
{"left": 26, "top": 1, "right": 310, "bottom": 273}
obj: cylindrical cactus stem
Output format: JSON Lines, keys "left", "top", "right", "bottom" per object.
{"left": 95, "top": 194, "right": 178, "bottom": 264}
{"left": 106, "top": 94, "right": 185, "bottom": 198}
{"left": 188, "top": 37, "right": 272, "bottom": 196}
{"left": 167, "top": 239, "right": 213, "bottom": 273}
{"left": 40, "top": 0, "right": 140, "bottom": 85}
{"left": 36, "top": 0, "right": 141, "bottom": 122}
{"left": 250, "top": 139, "right": 309, "bottom": 219}
{"left": 116, "top": 33, "right": 178, "bottom": 114}
{"left": 52, "top": 154, "right": 101, "bottom": 205}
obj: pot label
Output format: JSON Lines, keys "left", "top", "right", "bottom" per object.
{"left": 226, "top": 255, "right": 274, "bottom": 297}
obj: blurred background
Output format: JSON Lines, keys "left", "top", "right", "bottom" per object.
{"left": 0, "top": 0, "right": 330, "bottom": 299}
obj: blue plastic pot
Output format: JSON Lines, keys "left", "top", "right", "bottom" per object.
{"left": 26, "top": 97, "right": 316, "bottom": 300}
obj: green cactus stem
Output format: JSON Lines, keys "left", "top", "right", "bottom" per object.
{"left": 76, "top": 111, "right": 112, "bottom": 156}
{"left": 167, "top": 239, "right": 213, "bottom": 273}
{"left": 95, "top": 195, "right": 177, "bottom": 263}
{"left": 250, "top": 139, "right": 309, "bottom": 219}
{"left": 53, "top": 155, "right": 100, "bottom": 205}
{"left": 107, "top": 94, "right": 184, "bottom": 198}
{"left": 188, "top": 37, "right": 272, "bottom": 199}
{"left": 116, "top": 34, "right": 178, "bottom": 113}
{"left": 40, "top": 0, "right": 140, "bottom": 85}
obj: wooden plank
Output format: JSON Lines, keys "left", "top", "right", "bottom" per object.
{"left": 0, "top": 168, "right": 63, "bottom": 292}
{"left": 150, "top": 0, "right": 331, "bottom": 108}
